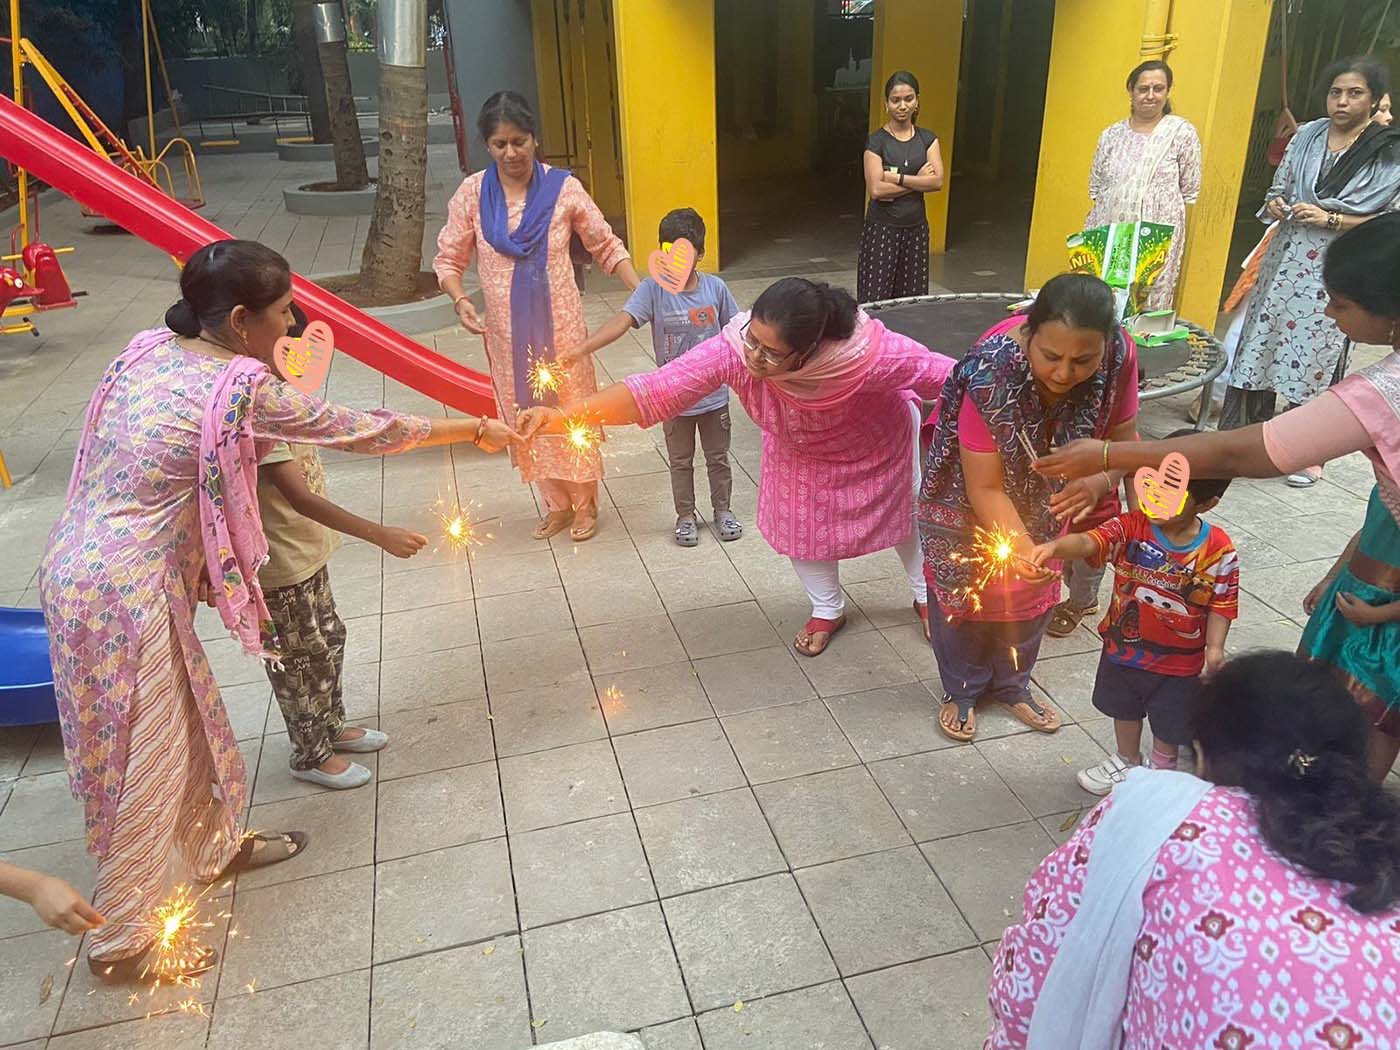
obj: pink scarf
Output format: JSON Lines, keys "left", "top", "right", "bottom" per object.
{"left": 1333, "top": 350, "right": 1400, "bottom": 504}
{"left": 722, "top": 309, "right": 882, "bottom": 409}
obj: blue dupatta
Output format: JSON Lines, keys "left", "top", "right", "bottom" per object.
{"left": 479, "top": 159, "right": 571, "bottom": 408}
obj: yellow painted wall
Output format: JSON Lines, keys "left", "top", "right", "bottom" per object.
{"left": 613, "top": 0, "right": 720, "bottom": 269}
{"left": 716, "top": 0, "right": 816, "bottom": 182}
{"left": 868, "top": 0, "right": 963, "bottom": 253}
{"left": 1166, "top": 0, "right": 1272, "bottom": 326}
{"left": 1023, "top": 1, "right": 1144, "bottom": 290}
{"left": 580, "top": 0, "right": 625, "bottom": 222}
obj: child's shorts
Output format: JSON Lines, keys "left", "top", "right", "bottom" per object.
{"left": 1090, "top": 652, "right": 1200, "bottom": 746}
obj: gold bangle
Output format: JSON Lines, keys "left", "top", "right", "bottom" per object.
{"left": 471, "top": 416, "right": 487, "bottom": 446}
{"left": 1102, "top": 440, "right": 1111, "bottom": 471}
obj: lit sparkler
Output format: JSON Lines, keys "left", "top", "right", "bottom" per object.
{"left": 949, "top": 525, "right": 1036, "bottom": 613}
{"left": 526, "top": 353, "right": 561, "bottom": 401}
{"left": 563, "top": 415, "right": 600, "bottom": 463}
{"left": 433, "top": 497, "right": 497, "bottom": 553}
{"left": 145, "top": 884, "right": 216, "bottom": 985}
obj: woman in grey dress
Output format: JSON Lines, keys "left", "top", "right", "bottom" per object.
{"left": 1221, "top": 57, "right": 1400, "bottom": 485}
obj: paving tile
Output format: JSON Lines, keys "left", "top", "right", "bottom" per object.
{"left": 635, "top": 787, "right": 786, "bottom": 898}
{"left": 693, "top": 645, "right": 815, "bottom": 716}
{"left": 377, "top": 699, "right": 493, "bottom": 780}
{"left": 240, "top": 782, "right": 376, "bottom": 888}
{"left": 483, "top": 629, "right": 590, "bottom": 694}
{"left": 341, "top": 615, "right": 382, "bottom": 665}
{"left": 845, "top": 574, "right": 925, "bottom": 628}
{"left": 328, "top": 540, "right": 383, "bottom": 582}
{"left": 512, "top": 813, "right": 655, "bottom": 928}
{"left": 721, "top": 699, "right": 859, "bottom": 783}
{"left": 205, "top": 634, "right": 272, "bottom": 687}
{"left": 755, "top": 591, "right": 873, "bottom": 639}
{"left": 221, "top": 680, "right": 271, "bottom": 742}
{"left": 564, "top": 574, "right": 666, "bottom": 628}
{"left": 922, "top": 822, "right": 1057, "bottom": 941}
{"left": 590, "top": 661, "right": 712, "bottom": 735}
{"left": 754, "top": 766, "right": 910, "bottom": 867}
{"left": 375, "top": 761, "right": 504, "bottom": 861}
{"left": 0, "top": 770, "right": 85, "bottom": 851}
{"left": 341, "top": 660, "right": 381, "bottom": 721}
{"left": 639, "top": 1017, "right": 703, "bottom": 1050}
{"left": 1028, "top": 650, "right": 1105, "bottom": 725}
{"left": 796, "top": 846, "right": 975, "bottom": 974}
{"left": 468, "top": 549, "right": 561, "bottom": 598}
{"left": 489, "top": 681, "right": 607, "bottom": 757}
{"left": 671, "top": 600, "right": 782, "bottom": 659}
{"left": 881, "top": 620, "right": 938, "bottom": 677}
{"left": 0, "top": 725, "right": 39, "bottom": 779}
{"left": 222, "top": 866, "right": 373, "bottom": 991}
{"left": 869, "top": 746, "right": 1032, "bottom": 842}
{"left": 0, "top": 928, "right": 70, "bottom": 1042}
{"left": 579, "top": 614, "right": 687, "bottom": 675}
{"left": 380, "top": 601, "right": 477, "bottom": 658}
{"left": 370, "top": 935, "right": 531, "bottom": 1049}
{"left": 378, "top": 645, "right": 485, "bottom": 714}
{"left": 697, "top": 982, "right": 873, "bottom": 1050}
{"left": 663, "top": 874, "right": 837, "bottom": 1011}
{"left": 975, "top": 724, "right": 1108, "bottom": 817}
{"left": 650, "top": 560, "right": 753, "bottom": 613}
{"left": 523, "top": 903, "right": 690, "bottom": 1039}
{"left": 380, "top": 560, "right": 473, "bottom": 613}
{"left": 374, "top": 839, "right": 515, "bottom": 963}
{"left": 614, "top": 720, "right": 746, "bottom": 807}
{"left": 51, "top": 1012, "right": 211, "bottom": 1049}
{"left": 476, "top": 585, "right": 572, "bottom": 643}
{"left": 329, "top": 571, "right": 383, "bottom": 620}
{"left": 0, "top": 838, "right": 97, "bottom": 938}
{"left": 797, "top": 627, "right": 919, "bottom": 697}
{"left": 824, "top": 682, "right": 947, "bottom": 761}
{"left": 1224, "top": 617, "right": 1304, "bottom": 656}
{"left": 209, "top": 970, "right": 368, "bottom": 1050}
{"left": 499, "top": 739, "right": 626, "bottom": 832}
{"left": 846, "top": 949, "right": 993, "bottom": 1050}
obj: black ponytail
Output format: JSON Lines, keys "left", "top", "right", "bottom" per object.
{"left": 164, "top": 298, "right": 201, "bottom": 337}
{"left": 165, "top": 240, "right": 292, "bottom": 339}
{"left": 751, "top": 277, "right": 859, "bottom": 363}
{"left": 1193, "top": 652, "right": 1400, "bottom": 913}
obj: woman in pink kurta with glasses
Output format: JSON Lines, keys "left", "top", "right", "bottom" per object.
{"left": 519, "top": 278, "right": 954, "bottom": 657}
{"left": 434, "top": 90, "right": 640, "bottom": 543}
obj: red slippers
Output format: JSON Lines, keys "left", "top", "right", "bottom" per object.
{"left": 794, "top": 614, "right": 847, "bottom": 657}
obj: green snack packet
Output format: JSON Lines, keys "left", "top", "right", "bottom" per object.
{"left": 1067, "top": 221, "right": 1175, "bottom": 318}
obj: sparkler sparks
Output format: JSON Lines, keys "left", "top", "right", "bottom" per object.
{"left": 432, "top": 497, "right": 496, "bottom": 554}
{"left": 949, "top": 525, "right": 1035, "bottom": 613}
{"left": 526, "top": 355, "right": 561, "bottom": 401}
{"left": 144, "top": 884, "right": 215, "bottom": 986}
{"left": 563, "top": 415, "right": 600, "bottom": 463}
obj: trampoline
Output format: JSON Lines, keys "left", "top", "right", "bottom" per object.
{"left": 864, "top": 292, "right": 1227, "bottom": 428}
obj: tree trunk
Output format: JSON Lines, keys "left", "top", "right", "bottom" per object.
{"left": 358, "top": 61, "right": 428, "bottom": 302}
{"left": 319, "top": 32, "right": 370, "bottom": 187}
{"left": 291, "top": 0, "right": 333, "bottom": 144}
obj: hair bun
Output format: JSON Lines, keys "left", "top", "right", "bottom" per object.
{"left": 164, "top": 298, "right": 201, "bottom": 337}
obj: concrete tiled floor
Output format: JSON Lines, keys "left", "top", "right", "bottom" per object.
{"left": 1, "top": 144, "right": 1394, "bottom": 1048}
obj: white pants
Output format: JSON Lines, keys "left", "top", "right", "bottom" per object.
{"left": 789, "top": 402, "right": 928, "bottom": 619}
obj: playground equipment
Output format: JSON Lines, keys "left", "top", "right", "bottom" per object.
{"left": 0, "top": 606, "right": 57, "bottom": 726}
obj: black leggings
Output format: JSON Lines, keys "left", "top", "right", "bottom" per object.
{"left": 857, "top": 218, "right": 929, "bottom": 303}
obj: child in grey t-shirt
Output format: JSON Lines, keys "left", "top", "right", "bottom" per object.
{"left": 561, "top": 207, "right": 743, "bottom": 547}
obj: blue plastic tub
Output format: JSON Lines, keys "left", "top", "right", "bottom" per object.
{"left": 0, "top": 607, "right": 59, "bottom": 726}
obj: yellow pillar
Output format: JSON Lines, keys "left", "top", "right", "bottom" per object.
{"left": 869, "top": 0, "right": 963, "bottom": 253}
{"left": 612, "top": 0, "right": 720, "bottom": 269}
{"left": 1025, "top": 0, "right": 1273, "bottom": 328}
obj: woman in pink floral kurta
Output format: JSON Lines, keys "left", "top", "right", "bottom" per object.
{"left": 434, "top": 91, "right": 639, "bottom": 542}
{"left": 40, "top": 241, "right": 516, "bottom": 976}
{"left": 1087, "top": 62, "right": 1202, "bottom": 311}
{"left": 987, "top": 653, "right": 1400, "bottom": 1049}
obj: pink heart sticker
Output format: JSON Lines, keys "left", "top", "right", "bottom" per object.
{"left": 273, "top": 320, "right": 335, "bottom": 395}
{"left": 1134, "top": 452, "right": 1191, "bottom": 521}
{"left": 647, "top": 238, "right": 696, "bottom": 295}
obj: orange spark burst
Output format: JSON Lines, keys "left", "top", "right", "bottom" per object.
{"left": 526, "top": 355, "right": 561, "bottom": 401}
{"left": 949, "top": 525, "right": 1032, "bottom": 613}
{"left": 563, "top": 416, "right": 600, "bottom": 462}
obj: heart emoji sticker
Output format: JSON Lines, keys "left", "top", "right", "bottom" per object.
{"left": 647, "top": 238, "right": 696, "bottom": 295}
{"left": 1134, "top": 452, "right": 1191, "bottom": 521}
{"left": 274, "top": 320, "right": 335, "bottom": 394}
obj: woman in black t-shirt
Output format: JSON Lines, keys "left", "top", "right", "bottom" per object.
{"left": 858, "top": 71, "right": 944, "bottom": 304}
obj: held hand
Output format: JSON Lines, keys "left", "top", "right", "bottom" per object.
{"left": 1202, "top": 645, "right": 1226, "bottom": 677}
{"left": 1265, "top": 197, "right": 1289, "bottom": 221}
{"left": 1290, "top": 203, "right": 1329, "bottom": 227}
{"left": 1034, "top": 439, "right": 1105, "bottom": 482}
{"left": 917, "top": 162, "right": 937, "bottom": 176}
{"left": 1334, "top": 591, "right": 1397, "bottom": 626}
{"left": 1049, "top": 476, "right": 1103, "bottom": 523}
{"left": 515, "top": 406, "right": 567, "bottom": 439}
{"left": 454, "top": 298, "right": 486, "bottom": 335}
{"left": 28, "top": 875, "right": 104, "bottom": 935}
{"left": 1012, "top": 556, "right": 1057, "bottom": 584}
{"left": 477, "top": 418, "right": 525, "bottom": 453}
{"left": 1027, "top": 541, "right": 1060, "bottom": 569}
{"left": 195, "top": 568, "right": 218, "bottom": 609}
{"left": 553, "top": 346, "right": 580, "bottom": 369}
{"left": 376, "top": 526, "right": 428, "bottom": 559}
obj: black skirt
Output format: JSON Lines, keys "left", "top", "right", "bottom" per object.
{"left": 857, "top": 218, "right": 929, "bottom": 304}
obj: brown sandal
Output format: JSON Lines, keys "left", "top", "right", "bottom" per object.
{"left": 533, "top": 509, "right": 575, "bottom": 540}
{"left": 938, "top": 695, "right": 977, "bottom": 742}
{"left": 1002, "top": 693, "right": 1061, "bottom": 733}
{"left": 570, "top": 503, "right": 598, "bottom": 542}
{"left": 206, "top": 830, "right": 308, "bottom": 882}
{"left": 793, "top": 614, "right": 847, "bottom": 657}
{"left": 89, "top": 944, "right": 218, "bottom": 983}
{"left": 1047, "top": 600, "right": 1098, "bottom": 638}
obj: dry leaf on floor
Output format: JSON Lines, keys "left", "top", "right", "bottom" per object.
{"left": 38, "top": 974, "right": 53, "bottom": 1004}
{"left": 482, "top": 943, "right": 496, "bottom": 956}
{"left": 1059, "top": 810, "right": 1083, "bottom": 832}
{"left": 733, "top": 1000, "right": 744, "bottom": 1012}
{"left": 1060, "top": 755, "right": 1073, "bottom": 764}
{"left": 531, "top": 1019, "right": 549, "bottom": 1029}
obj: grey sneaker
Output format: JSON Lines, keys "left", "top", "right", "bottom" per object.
{"left": 674, "top": 514, "right": 699, "bottom": 547}
{"left": 715, "top": 510, "right": 743, "bottom": 541}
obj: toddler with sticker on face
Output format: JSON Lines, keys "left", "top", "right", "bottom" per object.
{"left": 559, "top": 207, "right": 743, "bottom": 548}
{"left": 1029, "top": 430, "right": 1240, "bottom": 794}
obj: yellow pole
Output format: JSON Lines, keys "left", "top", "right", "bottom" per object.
{"left": 10, "top": 0, "right": 28, "bottom": 253}
{"left": 142, "top": 0, "right": 155, "bottom": 160}
{"left": 1140, "top": 0, "right": 1177, "bottom": 60}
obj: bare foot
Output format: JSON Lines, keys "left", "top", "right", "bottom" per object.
{"left": 317, "top": 753, "right": 353, "bottom": 775}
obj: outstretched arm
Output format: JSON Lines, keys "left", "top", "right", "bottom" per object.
{"left": 518, "top": 381, "right": 643, "bottom": 437}
{"left": 559, "top": 310, "right": 638, "bottom": 367}
{"left": 0, "top": 861, "right": 104, "bottom": 935}
{"left": 261, "top": 460, "right": 427, "bottom": 558}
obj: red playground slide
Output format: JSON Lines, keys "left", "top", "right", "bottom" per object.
{"left": 0, "top": 96, "right": 496, "bottom": 416}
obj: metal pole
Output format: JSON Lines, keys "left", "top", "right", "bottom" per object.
{"left": 10, "top": 0, "right": 28, "bottom": 251}
{"left": 377, "top": 0, "right": 426, "bottom": 68}
{"left": 142, "top": 0, "right": 156, "bottom": 159}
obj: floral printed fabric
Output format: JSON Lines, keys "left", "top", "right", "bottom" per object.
{"left": 987, "top": 787, "right": 1400, "bottom": 1049}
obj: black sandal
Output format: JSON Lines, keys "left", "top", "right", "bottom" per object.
{"left": 206, "top": 830, "right": 308, "bottom": 882}
{"left": 1046, "top": 600, "right": 1098, "bottom": 638}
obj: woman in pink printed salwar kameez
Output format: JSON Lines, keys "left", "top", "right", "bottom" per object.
{"left": 39, "top": 242, "right": 519, "bottom": 981}
{"left": 519, "top": 277, "right": 954, "bottom": 657}
{"left": 986, "top": 652, "right": 1400, "bottom": 1050}
{"left": 434, "top": 90, "right": 640, "bottom": 543}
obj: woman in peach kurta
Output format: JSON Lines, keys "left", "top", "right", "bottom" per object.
{"left": 434, "top": 90, "right": 640, "bottom": 541}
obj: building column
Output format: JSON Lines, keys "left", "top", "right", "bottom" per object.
{"left": 612, "top": 0, "right": 720, "bottom": 269}
{"left": 868, "top": 0, "right": 963, "bottom": 254}
{"left": 1024, "top": 0, "right": 1273, "bottom": 328}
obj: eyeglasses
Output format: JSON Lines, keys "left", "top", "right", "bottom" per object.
{"left": 741, "top": 320, "right": 818, "bottom": 368}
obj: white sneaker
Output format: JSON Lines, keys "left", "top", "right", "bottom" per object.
{"left": 290, "top": 761, "right": 372, "bottom": 790}
{"left": 1077, "top": 754, "right": 1138, "bottom": 796}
